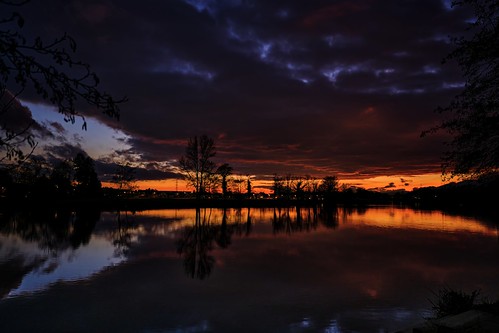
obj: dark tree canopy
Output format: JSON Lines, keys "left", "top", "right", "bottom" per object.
{"left": 0, "top": 0, "right": 125, "bottom": 162}
{"left": 318, "top": 176, "right": 339, "bottom": 194}
{"left": 428, "top": 0, "right": 499, "bottom": 178}
{"left": 49, "top": 160, "right": 73, "bottom": 197}
{"left": 73, "top": 152, "right": 101, "bottom": 198}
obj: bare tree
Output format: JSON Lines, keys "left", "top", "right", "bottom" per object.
{"left": 0, "top": 0, "right": 125, "bottom": 162}
{"left": 179, "top": 135, "right": 216, "bottom": 197}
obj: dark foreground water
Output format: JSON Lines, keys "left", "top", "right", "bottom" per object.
{"left": 0, "top": 206, "right": 498, "bottom": 333}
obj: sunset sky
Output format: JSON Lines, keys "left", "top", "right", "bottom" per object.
{"left": 10, "top": 0, "right": 474, "bottom": 192}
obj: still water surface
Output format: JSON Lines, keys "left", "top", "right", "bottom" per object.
{"left": 0, "top": 206, "right": 498, "bottom": 332}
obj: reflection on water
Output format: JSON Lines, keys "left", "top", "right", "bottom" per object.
{"left": 0, "top": 210, "right": 138, "bottom": 298}
{"left": 5, "top": 234, "right": 125, "bottom": 297}
{"left": 0, "top": 206, "right": 498, "bottom": 332}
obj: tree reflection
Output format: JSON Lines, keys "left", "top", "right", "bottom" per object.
{"left": 175, "top": 206, "right": 343, "bottom": 279}
{"left": 176, "top": 208, "right": 216, "bottom": 279}
{"left": 272, "top": 206, "right": 321, "bottom": 235}
{"left": 176, "top": 208, "right": 255, "bottom": 280}
{"left": 319, "top": 205, "right": 339, "bottom": 229}
{"left": 215, "top": 208, "right": 231, "bottom": 249}
{"left": 110, "top": 210, "right": 137, "bottom": 256}
{"left": 0, "top": 209, "right": 101, "bottom": 299}
{"left": 0, "top": 209, "right": 100, "bottom": 254}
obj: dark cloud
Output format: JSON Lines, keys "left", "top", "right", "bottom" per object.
{"left": 11, "top": 0, "right": 475, "bottom": 181}
{"left": 95, "top": 160, "right": 181, "bottom": 182}
{"left": 384, "top": 182, "right": 396, "bottom": 189}
{"left": 48, "top": 122, "right": 66, "bottom": 135}
{"left": 0, "top": 91, "right": 53, "bottom": 139}
{"left": 43, "top": 143, "right": 85, "bottom": 164}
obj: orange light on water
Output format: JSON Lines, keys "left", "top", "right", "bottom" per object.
{"left": 342, "top": 207, "right": 496, "bottom": 236}
{"left": 132, "top": 207, "right": 498, "bottom": 237}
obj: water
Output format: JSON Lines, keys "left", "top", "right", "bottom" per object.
{"left": 0, "top": 206, "right": 498, "bottom": 332}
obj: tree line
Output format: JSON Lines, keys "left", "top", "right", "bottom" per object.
{"left": 0, "top": 152, "right": 101, "bottom": 201}
{"left": 178, "top": 134, "right": 341, "bottom": 200}
{"left": 0, "top": 152, "right": 139, "bottom": 202}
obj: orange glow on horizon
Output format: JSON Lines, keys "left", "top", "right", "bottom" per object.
{"left": 341, "top": 173, "right": 447, "bottom": 191}
{"left": 102, "top": 173, "right": 447, "bottom": 193}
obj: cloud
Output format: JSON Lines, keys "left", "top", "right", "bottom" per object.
{"left": 384, "top": 182, "right": 396, "bottom": 189}
{"left": 43, "top": 142, "right": 85, "bottom": 165}
{"left": 0, "top": 91, "right": 53, "bottom": 139}
{"left": 12, "top": 0, "right": 473, "bottom": 182}
{"left": 95, "top": 159, "right": 181, "bottom": 182}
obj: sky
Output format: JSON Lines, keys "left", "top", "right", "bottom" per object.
{"left": 3, "top": 0, "right": 475, "bottom": 191}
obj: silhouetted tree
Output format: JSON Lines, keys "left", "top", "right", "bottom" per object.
{"left": 73, "top": 153, "right": 101, "bottom": 198}
{"left": 272, "top": 174, "right": 284, "bottom": 198}
{"left": 0, "top": 0, "right": 125, "bottom": 162}
{"left": 7, "top": 155, "right": 53, "bottom": 199}
{"left": 216, "top": 163, "right": 232, "bottom": 197}
{"left": 293, "top": 176, "right": 306, "bottom": 199}
{"left": 304, "top": 175, "right": 320, "bottom": 196}
{"left": 424, "top": 0, "right": 499, "bottom": 178}
{"left": 246, "top": 175, "right": 252, "bottom": 198}
{"left": 49, "top": 160, "right": 73, "bottom": 198}
{"left": 12, "top": 155, "right": 47, "bottom": 184}
{"left": 319, "top": 176, "right": 339, "bottom": 202}
{"left": 179, "top": 135, "right": 216, "bottom": 197}
{"left": 0, "top": 166, "right": 12, "bottom": 196}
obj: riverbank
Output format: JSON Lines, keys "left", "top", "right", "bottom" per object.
{"left": 395, "top": 310, "right": 499, "bottom": 332}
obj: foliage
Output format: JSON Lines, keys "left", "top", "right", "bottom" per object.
{"left": 179, "top": 135, "right": 217, "bottom": 196}
{"left": 0, "top": 0, "right": 125, "bottom": 162}
{"left": 0, "top": 150, "right": 104, "bottom": 201}
{"left": 429, "top": 287, "right": 480, "bottom": 318}
{"left": 425, "top": 0, "right": 499, "bottom": 178}
{"left": 49, "top": 160, "right": 73, "bottom": 197}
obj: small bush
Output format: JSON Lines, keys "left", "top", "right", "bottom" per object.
{"left": 429, "top": 287, "right": 480, "bottom": 318}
